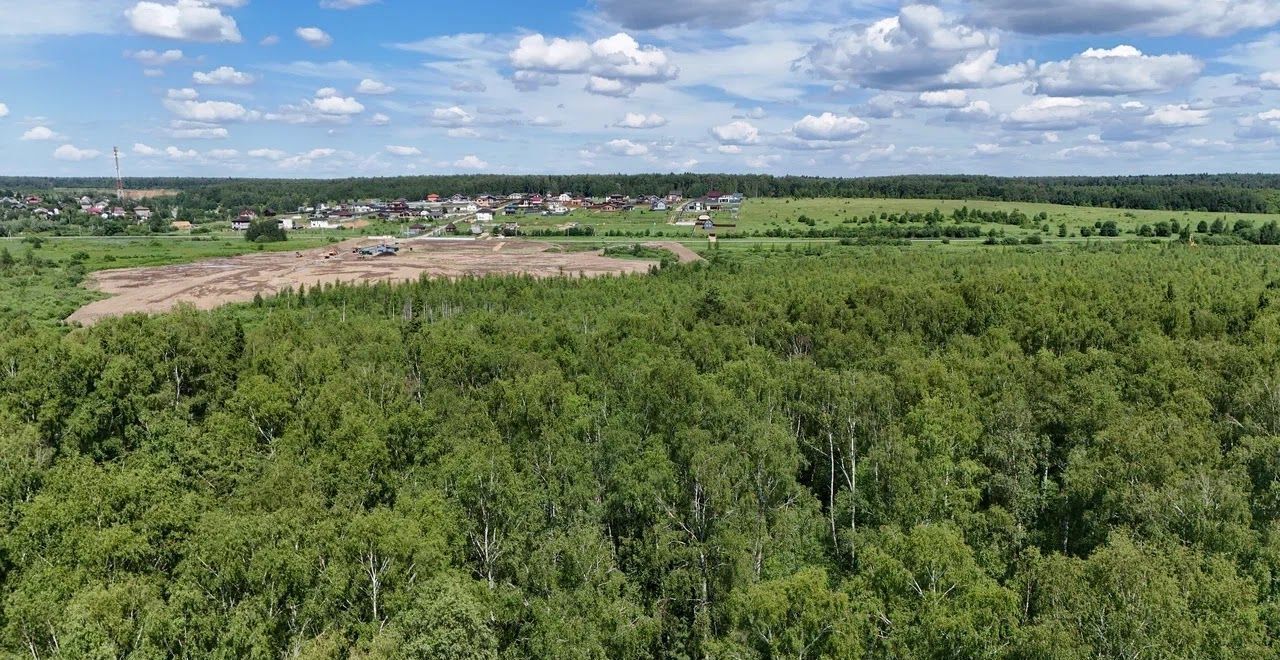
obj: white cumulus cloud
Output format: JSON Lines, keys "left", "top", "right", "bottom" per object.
{"left": 127, "top": 48, "right": 184, "bottom": 65}
{"left": 585, "top": 76, "right": 637, "bottom": 97}
{"left": 804, "top": 4, "right": 1029, "bottom": 91}
{"left": 946, "top": 100, "right": 995, "bottom": 122}
{"left": 510, "top": 32, "right": 677, "bottom": 97}
{"left": 454, "top": 155, "right": 489, "bottom": 169}
{"left": 308, "top": 95, "right": 364, "bottom": 115}
{"left": 164, "top": 97, "right": 250, "bottom": 122}
{"left": 126, "top": 1, "right": 242, "bottom": 43}
{"left": 792, "top": 113, "right": 870, "bottom": 141}
{"left": 193, "top": 66, "right": 255, "bottom": 85}
{"left": 431, "top": 106, "right": 474, "bottom": 127}
{"left": 1143, "top": 104, "right": 1210, "bottom": 128}
{"left": 248, "top": 148, "right": 288, "bottom": 160}
{"left": 296, "top": 26, "right": 333, "bottom": 48}
{"left": 21, "top": 126, "right": 61, "bottom": 141}
{"left": 604, "top": 139, "right": 650, "bottom": 156}
{"left": 53, "top": 144, "right": 101, "bottom": 161}
{"left": 917, "top": 90, "right": 969, "bottom": 108}
{"left": 357, "top": 79, "right": 395, "bottom": 94}
{"left": 1003, "top": 96, "right": 1111, "bottom": 130}
{"left": 710, "top": 120, "right": 760, "bottom": 145}
{"left": 614, "top": 112, "right": 668, "bottom": 129}
{"left": 1033, "top": 45, "right": 1202, "bottom": 96}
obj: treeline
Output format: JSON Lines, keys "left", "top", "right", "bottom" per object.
{"left": 7, "top": 245, "right": 1280, "bottom": 656}
{"left": 3, "top": 173, "right": 1278, "bottom": 213}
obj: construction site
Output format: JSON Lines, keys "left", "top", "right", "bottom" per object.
{"left": 65, "top": 238, "right": 701, "bottom": 326}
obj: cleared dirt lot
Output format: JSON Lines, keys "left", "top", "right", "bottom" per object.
{"left": 67, "top": 239, "right": 700, "bottom": 326}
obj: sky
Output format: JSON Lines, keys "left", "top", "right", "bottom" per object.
{"left": 1, "top": 0, "right": 1279, "bottom": 178}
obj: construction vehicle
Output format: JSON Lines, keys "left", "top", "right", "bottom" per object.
{"left": 357, "top": 244, "right": 400, "bottom": 257}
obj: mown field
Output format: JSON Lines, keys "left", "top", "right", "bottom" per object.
{"left": 555, "top": 198, "right": 1280, "bottom": 240}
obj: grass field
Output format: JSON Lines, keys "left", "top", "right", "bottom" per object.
{"left": 549, "top": 198, "right": 1280, "bottom": 239}
{"left": 0, "top": 234, "right": 338, "bottom": 323}
{"left": 1, "top": 233, "right": 336, "bottom": 271}
{"left": 733, "top": 198, "right": 1280, "bottom": 233}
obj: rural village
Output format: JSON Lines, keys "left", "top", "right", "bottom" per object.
{"left": 2, "top": 188, "right": 746, "bottom": 239}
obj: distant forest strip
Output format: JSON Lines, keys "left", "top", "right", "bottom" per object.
{"left": 3, "top": 173, "right": 1280, "bottom": 214}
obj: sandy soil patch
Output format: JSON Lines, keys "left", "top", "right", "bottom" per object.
{"left": 66, "top": 239, "right": 700, "bottom": 325}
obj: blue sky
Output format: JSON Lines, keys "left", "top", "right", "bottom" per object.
{"left": 1, "top": 0, "right": 1279, "bottom": 177}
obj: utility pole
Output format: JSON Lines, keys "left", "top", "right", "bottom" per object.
{"left": 114, "top": 147, "right": 125, "bottom": 203}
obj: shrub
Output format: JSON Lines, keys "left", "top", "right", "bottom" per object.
{"left": 245, "top": 221, "right": 286, "bottom": 243}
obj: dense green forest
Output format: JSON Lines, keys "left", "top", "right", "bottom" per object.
{"left": 5, "top": 244, "right": 1280, "bottom": 657}
{"left": 4, "top": 173, "right": 1279, "bottom": 213}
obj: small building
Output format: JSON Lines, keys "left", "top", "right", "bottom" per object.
{"left": 231, "top": 219, "right": 252, "bottom": 231}
{"left": 651, "top": 200, "right": 668, "bottom": 212}
{"left": 476, "top": 210, "right": 494, "bottom": 223}
{"left": 406, "top": 224, "right": 427, "bottom": 236}
{"left": 444, "top": 223, "right": 458, "bottom": 234}
{"left": 238, "top": 209, "right": 258, "bottom": 222}
{"left": 171, "top": 220, "right": 193, "bottom": 231}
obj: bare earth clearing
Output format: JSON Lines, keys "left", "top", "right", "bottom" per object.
{"left": 67, "top": 239, "right": 700, "bottom": 325}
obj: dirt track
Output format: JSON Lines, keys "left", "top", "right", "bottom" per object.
{"left": 66, "top": 239, "right": 700, "bottom": 326}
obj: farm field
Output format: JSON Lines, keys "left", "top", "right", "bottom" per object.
{"left": 555, "top": 198, "right": 1280, "bottom": 239}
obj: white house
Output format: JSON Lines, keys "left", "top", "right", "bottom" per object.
{"left": 476, "top": 210, "right": 495, "bottom": 223}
